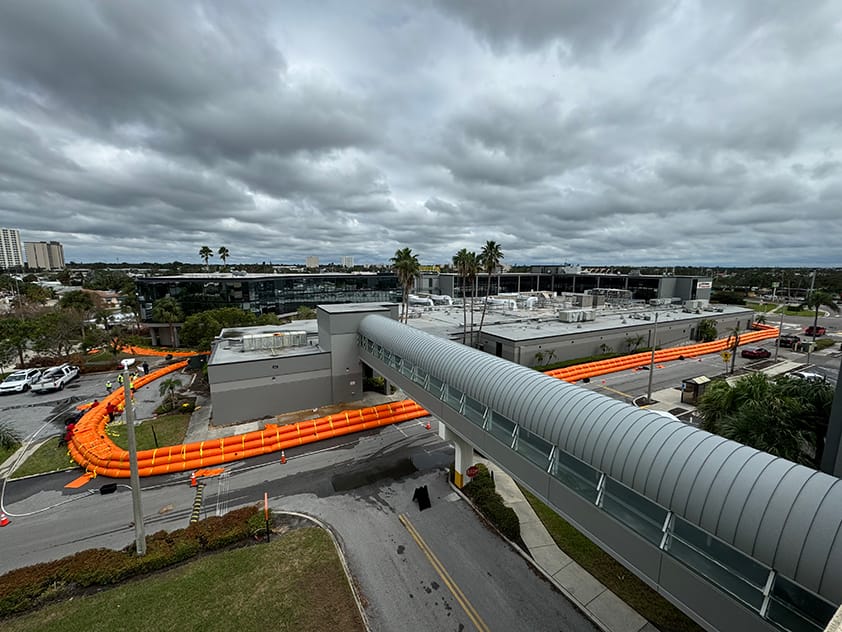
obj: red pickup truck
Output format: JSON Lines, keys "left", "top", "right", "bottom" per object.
{"left": 805, "top": 326, "right": 827, "bottom": 336}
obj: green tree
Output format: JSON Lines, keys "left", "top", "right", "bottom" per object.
{"left": 452, "top": 248, "right": 474, "bottom": 344}
{"left": 391, "top": 247, "right": 420, "bottom": 324}
{"left": 151, "top": 296, "right": 184, "bottom": 348}
{"left": 31, "top": 310, "right": 80, "bottom": 357}
{"left": 84, "top": 270, "right": 132, "bottom": 292}
{"left": 294, "top": 305, "right": 316, "bottom": 320}
{"left": 697, "top": 373, "right": 833, "bottom": 466}
{"left": 696, "top": 319, "right": 717, "bottom": 342}
{"left": 0, "top": 317, "right": 34, "bottom": 367}
{"left": 199, "top": 246, "right": 213, "bottom": 271}
{"left": 477, "top": 241, "right": 504, "bottom": 349}
{"left": 179, "top": 307, "right": 278, "bottom": 350}
{"left": 802, "top": 289, "right": 839, "bottom": 342}
{"left": 218, "top": 246, "right": 230, "bottom": 270}
{"left": 159, "top": 377, "right": 183, "bottom": 411}
{"left": 625, "top": 334, "right": 645, "bottom": 353}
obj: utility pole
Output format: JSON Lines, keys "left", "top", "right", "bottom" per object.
{"left": 121, "top": 358, "right": 146, "bottom": 555}
{"left": 806, "top": 270, "right": 817, "bottom": 365}
{"left": 646, "top": 312, "right": 659, "bottom": 404}
{"left": 774, "top": 307, "right": 784, "bottom": 362}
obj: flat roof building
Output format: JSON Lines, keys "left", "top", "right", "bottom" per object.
{"left": 24, "top": 240, "right": 65, "bottom": 270}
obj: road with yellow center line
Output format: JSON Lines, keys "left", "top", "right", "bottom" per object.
{"left": 399, "top": 513, "right": 491, "bottom": 632}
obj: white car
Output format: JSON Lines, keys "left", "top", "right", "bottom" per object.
{"left": 789, "top": 371, "right": 826, "bottom": 383}
{"left": 0, "top": 368, "right": 42, "bottom": 394}
{"left": 30, "top": 364, "right": 80, "bottom": 393}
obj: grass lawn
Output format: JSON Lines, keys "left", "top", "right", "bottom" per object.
{"left": 9, "top": 414, "right": 191, "bottom": 479}
{"left": 3, "top": 527, "right": 365, "bottom": 632}
{"left": 782, "top": 307, "right": 815, "bottom": 317}
{"left": 110, "top": 413, "right": 190, "bottom": 451}
{"left": 746, "top": 302, "right": 777, "bottom": 313}
{"left": 0, "top": 444, "right": 18, "bottom": 468}
{"left": 521, "top": 489, "right": 703, "bottom": 632}
{"left": 815, "top": 338, "right": 837, "bottom": 351}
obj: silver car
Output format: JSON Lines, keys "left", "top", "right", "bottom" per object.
{"left": 0, "top": 368, "right": 42, "bottom": 394}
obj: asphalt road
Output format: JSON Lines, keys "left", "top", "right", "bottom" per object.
{"left": 0, "top": 418, "right": 598, "bottom": 632}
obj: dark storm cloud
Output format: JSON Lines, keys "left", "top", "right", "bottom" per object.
{"left": 0, "top": 0, "right": 839, "bottom": 267}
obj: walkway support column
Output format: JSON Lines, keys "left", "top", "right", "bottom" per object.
{"left": 438, "top": 422, "right": 473, "bottom": 488}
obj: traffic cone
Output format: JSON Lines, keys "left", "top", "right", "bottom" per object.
{"left": 280, "top": 450, "right": 287, "bottom": 464}
{"left": 0, "top": 512, "right": 10, "bottom": 527}
{"left": 190, "top": 472, "right": 197, "bottom": 487}
{"left": 425, "top": 420, "right": 431, "bottom": 430}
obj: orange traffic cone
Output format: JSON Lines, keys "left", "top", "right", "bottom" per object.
{"left": 0, "top": 512, "right": 10, "bottom": 527}
{"left": 190, "top": 472, "right": 197, "bottom": 487}
{"left": 280, "top": 450, "right": 287, "bottom": 464}
{"left": 425, "top": 420, "right": 431, "bottom": 430}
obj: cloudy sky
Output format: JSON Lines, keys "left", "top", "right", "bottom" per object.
{"left": 0, "top": 1, "right": 840, "bottom": 267}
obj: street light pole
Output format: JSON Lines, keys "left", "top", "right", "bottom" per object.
{"left": 806, "top": 270, "right": 817, "bottom": 365}
{"left": 774, "top": 307, "right": 784, "bottom": 362}
{"left": 121, "top": 359, "right": 146, "bottom": 555}
{"left": 646, "top": 311, "right": 659, "bottom": 405}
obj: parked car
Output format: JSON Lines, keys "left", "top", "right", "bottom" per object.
{"left": 777, "top": 334, "right": 800, "bottom": 348}
{"left": 30, "top": 364, "right": 80, "bottom": 393}
{"left": 0, "top": 368, "right": 42, "bottom": 394}
{"left": 790, "top": 371, "right": 826, "bottom": 383}
{"left": 805, "top": 326, "right": 827, "bottom": 336}
{"left": 741, "top": 347, "right": 771, "bottom": 359}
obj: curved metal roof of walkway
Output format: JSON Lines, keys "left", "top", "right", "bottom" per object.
{"left": 359, "top": 315, "right": 842, "bottom": 605}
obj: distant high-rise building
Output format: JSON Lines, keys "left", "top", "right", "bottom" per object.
{"left": 25, "top": 240, "right": 65, "bottom": 270}
{"left": 306, "top": 256, "right": 319, "bottom": 269}
{"left": 340, "top": 256, "right": 354, "bottom": 268}
{"left": 0, "top": 227, "right": 24, "bottom": 270}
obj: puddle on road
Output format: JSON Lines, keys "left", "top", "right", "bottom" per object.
{"left": 331, "top": 457, "right": 417, "bottom": 492}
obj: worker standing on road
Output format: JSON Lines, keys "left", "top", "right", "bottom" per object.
{"left": 105, "top": 379, "right": 113, "bottom": 393}
{"left": 117, "top": 373, "right": 124, "bottom": 387}
{"left": 142, "top": 361, "right": 150, "bottom": 376}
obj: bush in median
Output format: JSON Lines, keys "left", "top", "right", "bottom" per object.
{"left": 462, "top": 463, "right": 521, "bottom": 543}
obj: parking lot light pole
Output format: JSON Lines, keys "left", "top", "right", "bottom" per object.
{"left": 121, "top": 358, "right": 146, "bottom": 556}
{"left": 774, "top": 309, "right": 784, "bottom": 362}
{"left": 646, "top": 312, "right": 659, "bottom": 405}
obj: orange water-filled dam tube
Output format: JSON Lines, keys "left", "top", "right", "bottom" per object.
{"left": 67, "top": 360, "right": 429, "bottom": 478}
{"left": 546, "top": 322, "right": 780, "bottom": 383}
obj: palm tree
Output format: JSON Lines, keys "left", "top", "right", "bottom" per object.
{"left": 159, "top": 377, "right": 183, "bottom": 412}
{"left": 151, "top": 296, "right": 184, "bottom": 348}
{"left": 726, "top": 323, "right": 741, "bottom": 374}
{"left": 452, "top": 249, "right": 478, "bottom": 344}
{"left": 390, "top": 247, "right": 420, "bottom": 323}
{"left": 199, "top": 246, "right": 213, "bottom": 271}
{"left": 802, "top": 289, "right": 839, "bottom": 344}
{"left": 218, "top": 246, "right": 230, "bottom": 270}
{"left": 477, "top": 241, "right": 504, "bottom": 349}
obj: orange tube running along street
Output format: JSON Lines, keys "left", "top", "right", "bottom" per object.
{"left": 546, "top": 322, "right": 780, "bottom": 383}
{"left": 68, "top": 359, "right": 428, "bottom": 477}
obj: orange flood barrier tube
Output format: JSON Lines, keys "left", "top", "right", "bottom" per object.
{"left": 546, "top": 322, "right": 780, "bottom": 383}
{"left": 67, "top": 357, "right": 429, "bottom": 478}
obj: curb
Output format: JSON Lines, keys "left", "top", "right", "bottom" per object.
{"left": 274, "top": 510, "right": 372, "bottom": 632}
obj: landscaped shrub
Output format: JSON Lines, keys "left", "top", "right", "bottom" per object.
{"left": 0, "top": 505, "right": 263, "bottom": 618}
{"left": 462, "top": 464, "right": 521, "bottom": 543}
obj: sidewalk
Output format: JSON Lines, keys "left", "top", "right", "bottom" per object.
{"left": 476, "top": 459, "right": 658, "bottom": 632}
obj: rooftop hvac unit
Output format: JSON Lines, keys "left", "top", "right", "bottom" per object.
{"left": 242, "top": 331, "right": 308, "bottom": 353}
{"left": 581, "top": 309, "right": 596, "bottom": 321}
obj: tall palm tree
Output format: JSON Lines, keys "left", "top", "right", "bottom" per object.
{"left": 803, "top": 289, "right": 840, "bottom": 344}
{"left": 452, "top": 249, "right": 477, "bottom": 344}
{"left": 199, "top": 246, "right": 213, "bottom": 271}
{"left": 218, "top": 246, "right": 230, "bottom": 270}
{"left": 391, "top": 247, "right": 420, "bottom": 323}
{"left": 477, "top": 241, "right": 503, "bottom": 348}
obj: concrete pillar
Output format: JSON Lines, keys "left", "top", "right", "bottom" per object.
{"left": 438, "top": 422, "right": 474, "bottom": 488}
